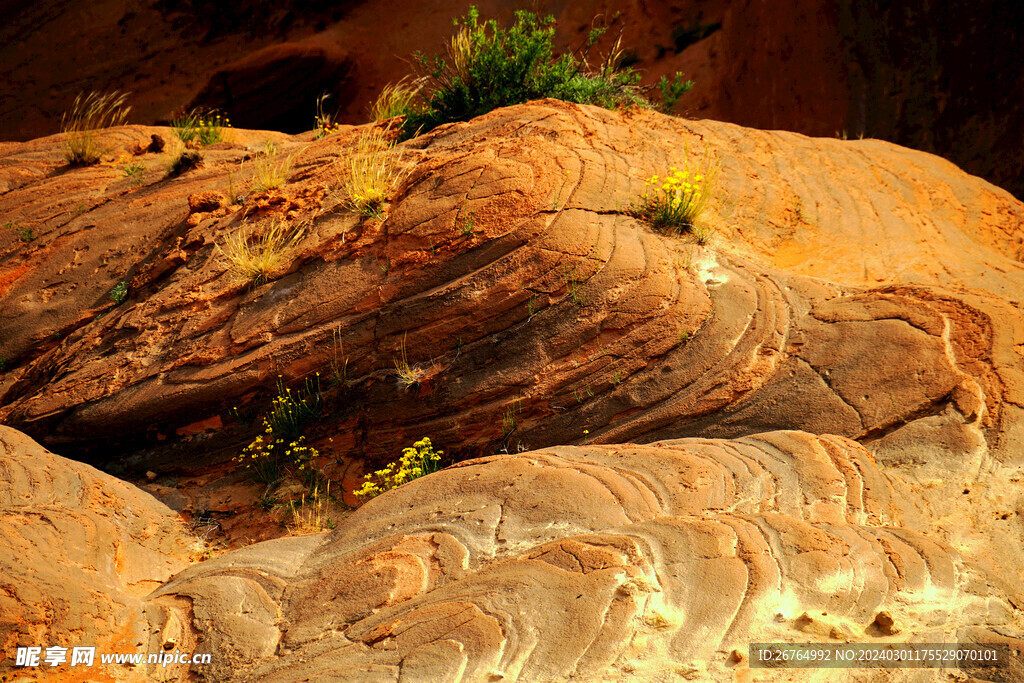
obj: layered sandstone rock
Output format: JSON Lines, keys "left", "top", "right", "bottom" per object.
{"left": 0, "top": 100, "right": 1022, "bottom": 681}
{"left": 162, "top": 432, "right": 1019, "bottom": 681}
{"left": 0, "top": 426, "right": 195, "bottom": 681}
{"left": 1, "top": 426, "right": 1020, "bottom": 680}
{"left": 1, "top": 102, "right": 1022, "bottom": 465}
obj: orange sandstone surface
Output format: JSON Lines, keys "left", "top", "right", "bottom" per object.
{"left": 0, "top": 100, "right": 1022, "bottom": 680}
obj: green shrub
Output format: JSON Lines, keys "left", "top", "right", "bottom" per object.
{"left": 109, "top": 281, "right": 128, "bottom": 305}
{"left": 119, "top": 153, "right": 145, "bottom": 186}
{"left": 6, "top": 220, "right": 34, "bottom": 242}
{"left": 399, "top": 7, "right": 690, "bottom": 139}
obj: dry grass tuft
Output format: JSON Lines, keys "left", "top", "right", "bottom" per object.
{"left": 426, "top": 28, "right": 474, "bottom": 93}
{"left": 251, "top": 141, "right": 292, "bottom": 192}
{"left": 370, "top": 77, "right": 422, "bottom": 122}
{"left": 165, "top": 137, "right": 202, "bottom": 177}
{"left": 61, "top": 90, "right": 131, "bottom": 166}
{"left": 448, "top": 28, "right": 474, "bottom": 83}
{"left": 341, "top": 128, "right": 404, "bottom": 218}
{"left": 394, "top": 333, "right": 425, "bottom": 388}
{"left": 220, "top": 219, "right": 304, "bottom": 283}
{"left": 287, "top": 482, "right": 336, "bottom": 534}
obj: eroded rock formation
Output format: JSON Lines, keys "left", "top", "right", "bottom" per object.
{"left": 2, "top": 101, "right": 1022, "bottom": 467}
{"left": 0, "top": 426, "right": 194, "bottom": 681}
{"left": 2, "top": 426, "right": 1022, "bottom": 680}
{"left": 1, "top": 100, "right": 1022, "bottom": 680}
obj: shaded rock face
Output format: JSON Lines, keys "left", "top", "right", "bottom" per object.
{"left": 1, "top": 100, "right": 1023, "bottom": 680}
{"left": 835, "top": 0, "right": 1024, "bottom": 201}
{"left": 187, "top": 40, "right": 354, "bottom": 134}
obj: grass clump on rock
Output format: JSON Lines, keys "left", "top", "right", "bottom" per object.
{"left": 61, "top": 90, "right": 131, "bottom": 166}
{"left": 171, "top": 109, "right": 231, "bottom": 146}
{"left": 397, "top": 7, "right": 692, "bottom": 139}
{"left": 251, "top": 141, "right": 291, "bottom": 192}
{"left": 220, "top": 219, "right": 303, "bottom": 283}
{"left": 341, "top": 128, "right": 403, "bottom": 218}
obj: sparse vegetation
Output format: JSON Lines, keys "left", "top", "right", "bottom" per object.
{"left": 573, "top": 385, "right": 595, "bottom": 403}
{"left": 692, "top": 224, "right": 715, "bottom": 245}
{"left": 287, "top": 481, "right": 336, "bottom": 533}
{"left": 6, "top": 220, "right": 34, "bottom": 242}
{"left": 109, "top": 281, "right": 128, "bottom": 305}
{"left": 657, "top": 73, "right": 694, "bottom": 112}
{"left": 122, "top": 163, "right": 144, "bottom": 184}
{"left": 119, "top": 153, "right": 145, "bottom": 185}
{"left": 569, "top": 280, "right": 585, "bottom": 306}
{"left": 502, "top": 397, "right": 524, "bottom": 435}
{"left": 61, "top": 90, "right": 131, "bottom": 166}
{"left": 793, "top": 197, "right": 807, "bottom": 223}
{"left": 187, "top": 538, "right": 226, "bottom": 564}
{"left": 234, "top": 375, "right": 323, "bottom": 485}
{"left": 167, "top": 143, "right": 202, "bottom": 177}
{"left": 172, "top": 109, "right": 231, "bottom": 146}
{"left": 459, "top": 209, "right": 475, "bottom": 236}
{"left": 251, "top": 142, "right": 291, "bottom": 192}
{"left": 370, "top": 77, "right": 422, "bottom": 122}
{"left": 394, "top": 334, "right": 425, "bottom": 388}
{"left": 398, "top": 8, "right": 692, "bottom": 139}
{"left": 314, "top": 94, "right": 343, "bottom": 139}
{"left": 341, "top": 128, "right": 403, "bottom": 218}
{"left": 563, "top": 265, "right": 586, "bottom": 306}
{"left": 220, "top": 218, "right": 304, "bottom": 283}
{"left": 674, "top": 247, "right": 694, "bottom": 271}
{"left": 328, "top": 326, "right": 348, "bottom": 387}
{"left": 355, "top": 437, "right": 443, "bottom": 500}
{"left": 632, "top": 149, "right": 719, "bottom": 236}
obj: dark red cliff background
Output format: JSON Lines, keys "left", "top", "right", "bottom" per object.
{"left": 1, "top": 0, "right": 1021, "bottom": 198}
